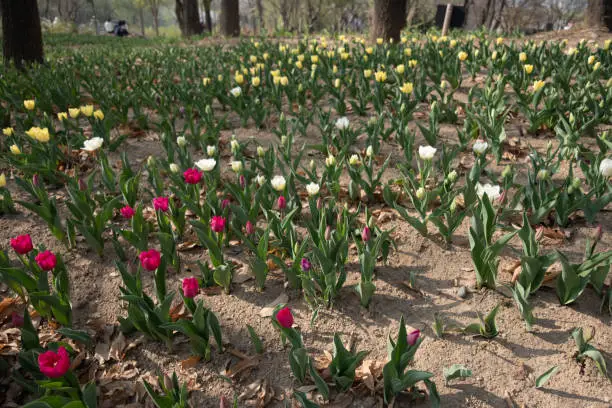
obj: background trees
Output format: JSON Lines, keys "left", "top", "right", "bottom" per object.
{"left": 1, "top": 0, "right": 44, "bottom": 67}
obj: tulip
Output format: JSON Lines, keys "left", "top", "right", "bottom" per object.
{"left": 362, "top": 226, "right": 371, "bottom": 242}
{"left": 599, "top": 158, "right": 612, "bottom": 177}
{"left": 335, "top": 117, "right": 350, "bottom": 130}
{"left": 182, "top": 277, "right": 199, "bottom": 298}
{"left": 0, "top": 173, "right": 6, "bottom": 188}
{"left": 245, "top": 220, "right": 255, "bottom": 235}
{"left": 306, "top": 182, "right": 320, "bottom": 196}
{"left": 57, "top": 112, "right": 68, "bottom": 121}
{"left": 24, "top": 100, "right": 35, "bottom": 110}
{"left": 153, "top": 197, "right": 169, "bottom": 212}
{"left": 407, "top": 329, "right": 420, "bottom": 346}
{"left": 38, "top": 346, "right": 70, "bottom": 378}
{"left": 211, "top": 216, "right": 226, "bottom": 233}
{"left": 11, "top": 312, "right": 24, "bottom": 328}
{"left": 80, "top": 105, "right": 94, "bottom": 117}
{"left": 120, "top": 206, "right": 135, "bottom": 219}
{"left": 139, "top": 249, "right": 161, "bottom": 271}
{"left": 82, "top": 137, "right": 104, "bottom": 152}
{"left": 271, "top": 175, "right": 286, "bottom": 191}
{"left": 196, "top": 158, "right": 216, "bottom": 172}
{"left": 35, "top": 250, "right": 57, "bottom": 271}
{"left": 93, "top": 109, "right": 104, "bottom": 120}
{"left": 176, "top": 136, "right": 187, "bottom": 147}
{"left": 69, "top": 108, "right": 80, "bottom": 118}
{"left": 276, "top": 307, "right": 294, "bottom": 328}
{"left": 10, "top": 144, "right": 21, "bottom": 155}
{"left": 277, "top": 195, "right": 287, "bottom": 210}
{"left": 183, "top": 168, "right": 202, "bottom": 184}
{"left": 10, "top": 234, "right": 33, "bottom": 255}
{"left": 169, "top": 163, "right": 180, "bottom": 173}
{"left": 301, "top": 258, "right": 312, "bottom": 272}
{"left": 3, "top": 127, "right": 14, "bottom": 136}
{"left": 207, "top": 145, "right": 216, "bottom": 156}
{"left": 418, "top": 145, "right": 437, "bottom": 161}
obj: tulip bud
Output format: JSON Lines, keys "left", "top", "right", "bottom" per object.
{"left": 78, "top": 178, "right": 87, "bottom": 191}
{"left": 325, "top": 225, "right": 332, "bottom": 240}
{"left": 147, "top": 156, "right": 156, "bottom": 167}
{"left": 502, "top": 165, "right": 512, "bottom": 179}
{"left": 257, "top": 146, "right": 265, "bottom": 157}
{"left": 245, "top": 220, "right": 255, "bottom": 235}
{"left": 362, "top": 226, "right": 371, "bottom": 242}
{"left": 32, "top": 174, "right": 40, "bottom": 187}
{"left": 301, "top": 258, "right": 312, "bottom": 272}
{"left": 416, "top": 187, "right": 425, "bottom": 200}
{"left": 221, "top": 199, "right": 230, "bottom": 210}
{"left": 239, "top": 175, "right": 246, "bottom": 189}
{"left": 169, "top": 163, "right": 180, "bottom": 173}
{"left": 309, "top": 160, "right": 316, "bottom": 171}
{"left": 407, "top": 329, "right": 420, "bottom": 346}
{"left": 277, "top": 195, "right": 286, "bottom": 210}
{"left": 594, "top": 225, "right": 603, "bottom": 242}
{"left": 281, "top": 135, "right": 288, "bottom": 146}
{"left": 447, "top": 170, "right": 458, "bottom": 183}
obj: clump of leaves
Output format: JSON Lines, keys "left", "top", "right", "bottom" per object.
{"left": 328, "top": 334, "right": 369, "bottom": 392}
{"left": 143, "top": 371, "right": 190, "bottom": 408}
{"left": 464, "top": 305, "right": 500, "bottom": 339}
{"left": 443, "top": 364, "right": 472, "bottom": 384}
{"left": 572, "top": 328, "right": 608, "bottom": 378}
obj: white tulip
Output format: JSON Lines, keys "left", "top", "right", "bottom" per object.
{"left": 207, "top": 145, "right": 216, "bottom": 156}
{"left": 600, "top": 158, "right": 612, "bottom": 177}
{"left": 196, "top": 158, "right": 216, "bottom": 172}
{"left": 335, "top": 116, "right": 350, "bottom": 130}
{"left": 256, "top": 174, "right": 266, "bottom": 186}
{"left": 476, "top": 183, "right": 501, "bottom": 200}
{"left": 230, "top": 87, "right": 242, "bottom": 97}
{"left": 366, "top": 145, "right": 373, "bottom": 157}
{"left": 326, "top": 155, "right": 336, "bottom": 167}
{"left": 271, "top": 175, "right": 286, "bottom": 191}
{"left": 472, "top": 140, "right": 488, "bottom": 155}
{"left": 169, "top": 163, "right": 180, "bottom": 173}
{"left": 306, "top": 182, "right": 320, "bottom": 196}
{"left": 82, "top": 137, "right": 104, "bottom": 152}
{"left": 257, "top": 146, "right": 265, "bottom": 157}
{"left": 176, "top": 136, "right": 187, "bottom": 147}
{"left": 418, "top": 145, "right": 437, "bottom": 161}
{"left": 231, "top": 161, "right": 243, "bottom": 173}
{"left": 349, "top": 154, "right": 361, "bottom": 166}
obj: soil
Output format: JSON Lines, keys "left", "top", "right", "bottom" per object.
{"left": 1, "top": 29, "right": 612, "bottom": 408}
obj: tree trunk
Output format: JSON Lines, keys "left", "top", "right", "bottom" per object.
{"left": 1, "top": 0, "right": 44, "bottom": 68}
{"left": 256, "top": 0, "right": 264, "bottom": 33}
{"left": 152, "top": 9, "right": 160, "bottom": 36}
{"left": 371, "top": 0, "right": 408, "bottom": 42}
{"left": 184, "top": 0, "right": 204, "bottom": 36}
{"left": 221, "top": 0, "right": 240, "bottom": 37}
{"left": 175, "top": 0, "right": 185, "bottom": 33}
{"left": 588, "top": 0, "right": 612, "bottom": 31}
{"left": 139, "top": 7, "right": 146, "bottom": 36}
{"left": 203, "top": 0, "right": 213, "bottom": 32}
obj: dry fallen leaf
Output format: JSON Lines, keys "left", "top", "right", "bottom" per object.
{"left": 181, "top": 355, "right": 201, "bottom": 370}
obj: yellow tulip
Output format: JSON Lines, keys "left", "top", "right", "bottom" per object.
{"left": 593, "top": 62, "right": 601, "bottom": 71}
{"left": 376, "top": 38, "right": 383, "bottom": 45}
{"left": 365, "top": 47, "right": 373, "bottom": 55}
{"left": 202, "top": 77, "right": 211, "bottom": 86}
{"left": 332, "top": 65, "right": 338, "bottom": 74}
{"left": 524, "top": 64, "right": 534, "bottom": 74}
{"left": 311, "top": 55, "right": 319, "bottom": 64}
{"left": 458, "top": 51, "right": 468, "bottom": 61}
{"left": 450, "top": 40, "right": 457, "bottom": 48}
{"left": 334, "top": 78, "right": 341, "bottom": 88}
{"left": 249, "top": 55, "right": 257, "bottom": 64}
{"left": 234, "top": 73, "right": 244, "bottom": 85}
{"left": 604, "top": 39, "right": 611, "bottom": 50}
{"left": 519, "top": 52, "right": 527, "bottom": 62}
{"left": 10, "top": 144, "right": 21, "bottom": 155}
{"left": 400, "top": 82, "right": 413, "bottom": 94}
{"left": 252, "top": 77, "right": 260, "bottom": 87}
{"left": 588, "top": 55, "right": 595, "bottom": 65}
{"left": 80, "top": 105, "right": 94, "bottom": 117}
{"left": 69, "top": 108, "right": 80, "bottom": 118}
{"left": 217, "top": 74, "right": 224, "bottom": 81}
{"left": 374, "top": 70, "right": 387, "bottom": 83}
{"left": 280, "top": 76, "right": 288, "bottom": 86}
{"left": 492, "top": 51, "right": 498, "bottom": 60}
{"left": 404, "top": 48, "right": 412, "bottom": 57}
{"left": 58, "top": 112, "right": 68, "bottom": 121}
{"left": 2, "top": 127, "right": 13, "bottom": 136}
{"left": 24, "top": 100, "right": 35, "bottom": 110}
{"left": 341, "top": 52, "right": 349, "bottom": 60}
{"left": 533, "top": 80, "right": 545, "bottom": 92}
{"left": 0, "top": 173, "right": 6, "bottom": 188}
{"left": 363, "top": 69, "right": 372, "bottom": 78}
{"left": 94, "top": 109, "right": 104, "bottom": 120}
{"left": 396, "top": 64, "right": 405, "bottom": 74}
{"left": 496, "top": 37, "right": 504, "bottom": 45}
{"left": 408, "top": 59, "right": 418, "bottom": 68}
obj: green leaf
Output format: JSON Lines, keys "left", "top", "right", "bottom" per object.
{"left": 582, "top": 349, "right": 608, "bottom": 378}
{"left": 57, "top": 328, "right": 92, "bottom": 346}
{"left": 309, "top": 359, "right": 329, "bottom": 400}
{"left": 293, "top": 391, "right": 319, "bottom": 408}
{"left": 443, "top": 364, "right": 473, "bottom": 383}
{"left": 535, "top": 365, "right": 559, "bottom": 388}
{"left": 246, "top": 325, "right": 263, "bottom": 354}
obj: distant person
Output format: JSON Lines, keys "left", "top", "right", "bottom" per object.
{"left": 104, "top": 18, "right": 115, "bottom": 34}
{"left": 115, "top": 20, "right": 129, "bottom": 37}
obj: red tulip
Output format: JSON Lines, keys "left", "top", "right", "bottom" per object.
{"left": 120, "top": 205, "right": 135, "bottom": 219}
{"left": 362, "top": 226, "right": 371, "bottom": 242}
{"left": 35, "top": 250, "right": 57, "bottom": 271}
{"left": 221, "top": 199, "right": 230, "bottom": 210}
{"left": 10, "top": 234, "right": 33, "bottom": 255}
{"left": 182, "top": 277, "right": 199, "bottom": 298}
{"left": 276, "top": 307, "right": 294, "bottom": 328}
{"left": 245, "top": 220, "right": 255, "bottom": 235}
{"left": 153, "top": 197, "right": 169, "bottom": 212}
{"left": 183, "top": 168, "right": 202, "bottom": 184}
{"left": 11, "top": 312, "right": 24, "bottom": 328}
{"left": 38, "top": 346, "right": 70, "bottom": 378}
{"left": 139, "top": 249, "right": 161, "bottom": 271}
{"left": 407, "top": 329, "right": 420, "bottom": 346}
{"left": 211, "top": 216, "right": 226, "bottom": 233}
{"left": 277, "top": 195, "right": 286, "bottom": 210}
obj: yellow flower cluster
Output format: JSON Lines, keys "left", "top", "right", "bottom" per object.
{"left": 26, "top": 126, "right": 50, "bottom": 143}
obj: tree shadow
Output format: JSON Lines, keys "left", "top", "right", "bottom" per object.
{"left": 537, "top": 388, "right": 609, "bottom": 404}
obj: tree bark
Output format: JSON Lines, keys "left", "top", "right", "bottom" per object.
{"left": 139, "top": 7, "right": 146, "bottom": 36}
{"left": 177, "top": 0, "right": 203, "bottom": 37}
{"left": 256, "top": 0, "right": 264, "bottom": 33}
{"left": 371, "top": 0, "right": 408, "bottom": 42}
{"left": 1, "top": 0, "right": 44, "bottom": 68}
{"left": 203, "top": 0, "right": 213, "bottom": 32}
{"left": 588, "top": 0, "right": 612, "bottom": 31}
{"left": 221, "top": 0, "right": 240, "bottom": 37}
